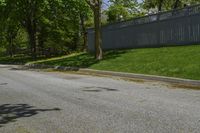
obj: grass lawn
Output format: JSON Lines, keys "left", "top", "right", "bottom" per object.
{"left": 0, "top": 55, "right": 48, "bottom": 64}
{"left": 1, "top": 45, "right": 200, "bottom": 80}
{"left": 28, "top": 45, "right": 200, "bottom": 80}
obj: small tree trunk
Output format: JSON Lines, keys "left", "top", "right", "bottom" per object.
{"left": 33, "top": 20, "right": 37, "bottom": 58}
{"left": 80, "top": 14, "right": 88, "bottom": 52}
{"left": 27, "top": 20, "right": 37, "bottom": 59}
{"left": 10, "top": 38, "right": 13, "bottom": 57}
{"left": 94, "top": 3, "right": 103, "bottom": 60}
{"left": 28, "top": 30, "right": 36, "bottom": 58}
{"left": 173, "top": 0, "right": 180, "bottom": 9}
{"left": 8, "top": 37, "right": 13, "bottom": 57}
{"left": 38, "top": 35, "right": 44, "bottom": 56}
{"left": 6, "top": 33, "right": 14, "bottom": 57}
{"left": 158, "top": 0, "right": 164, "bottom": 12}
{"left": 37, "top": 27, "right": 45, "bottom": 56}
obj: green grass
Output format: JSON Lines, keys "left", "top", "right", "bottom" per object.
{"left": 89, "top": 45, "right": 200, "bottom": 80}
{"left": 1, "top": 45, "right": 200, "bottom": 80}
{"left": 30, "top": 51, "right": 125, "bottom": 67}
{"left": 0, "top": 54, "right": 51, "bottom": 64}
{"left": 0, "top": 55, "right": 34, "bottom": 64}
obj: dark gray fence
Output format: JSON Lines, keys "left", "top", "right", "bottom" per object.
{"left": 87, "top": 4, "right": 200, "bottom": 52}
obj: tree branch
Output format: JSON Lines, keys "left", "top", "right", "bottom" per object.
{"left": 85, "top": 0, "right": 95, "bottom": 10}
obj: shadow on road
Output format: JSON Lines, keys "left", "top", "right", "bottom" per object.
{"left": 0, "top": 83, "right": 8, "bottom": 86}
{"left": 83, "top": 86, "right": 118, "bottom": 92}
{"left": 0, "top": 104, "right": 61, "bottom": 127}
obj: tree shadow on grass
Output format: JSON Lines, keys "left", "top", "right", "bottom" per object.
{"left": 0, "top": 55, "right": 56, "bottom": 65}
{"left": 0, "top": 104, "right": 61, "bottom": 127}
{"left": 37, "top": 50, "right": 128, "bottom": 68}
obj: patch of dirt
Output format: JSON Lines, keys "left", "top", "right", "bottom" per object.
{"left": 170, "top": 84, "right": 200, "bottom": 90}
{"left": 115, "top": 77, "right": 146, "bottom": 83}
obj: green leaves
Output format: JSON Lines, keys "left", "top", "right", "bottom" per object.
{"left": 106, "top": 0, "right": 139, "bottom": 23}
{"left": 142, "top": 0, "right": 200, "bottom": 13}
{"left": 0, "top": 0, "right": 93, "bottom": 56}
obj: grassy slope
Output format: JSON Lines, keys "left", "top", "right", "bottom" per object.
{"left": 90, "top": 45, "right": 200, "bottom": 80}
{"left": 1, "top": 45, "right": 200, "bottom": 80}
{"left": 29, "top": 45, "right": 200, "bottom": 80}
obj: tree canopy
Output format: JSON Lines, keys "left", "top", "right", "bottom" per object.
{"left": 0, "top": 0, "right": 91, "bottom": 57}
{"left": 105, "top": 0, "right": 140, "bottom": 23}
{"left": 0, "top": 0, "right": 199, "bottom": 59}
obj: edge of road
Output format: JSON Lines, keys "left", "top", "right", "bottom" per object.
{"left": 23, "top": 64, "right": 200, "bottom": 88}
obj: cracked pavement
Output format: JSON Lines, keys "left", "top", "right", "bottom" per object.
{"left": 0, "top": 65, "right": 200, "bottom": 133}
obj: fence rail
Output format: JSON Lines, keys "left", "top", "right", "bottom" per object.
{"left": 87, "top": 4, "right": 200, "bottom": 52}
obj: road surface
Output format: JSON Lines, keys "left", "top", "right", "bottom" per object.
{"left": 0, "top": 65, "right": 200, "bottom": 133}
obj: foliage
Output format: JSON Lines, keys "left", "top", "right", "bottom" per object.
{"left": 1, "top": 0, "right": 200, "bottom": 60}
{"left": 0, "top": 0, "right": 92, "bottom": 57}
{"left": 106, "top": 0, "right": 139, "bottom": 23}
{"left": 142, "top": 0, "right": 200, "bottom": 13}
{"left": 0, "top": 0, "right": 20, "bottom": 56}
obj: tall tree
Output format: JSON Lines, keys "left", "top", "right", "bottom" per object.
{"left": 16, "top": 0, "right": 45, "bottom": 58}
{"left": 0, "top": 0, "right": 20, "bottom": 57}
{"left": 85, "top": 0, "right": 103, "bottom": 60}
{"left": 0, "top": 0, "right": 107, "bottom": 58}
{"left": 77, "top": 1, "right": 91, "bottom": 51}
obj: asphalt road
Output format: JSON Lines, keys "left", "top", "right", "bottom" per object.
{"left": 0, "top": 65, "right": 200, "bottom": 133}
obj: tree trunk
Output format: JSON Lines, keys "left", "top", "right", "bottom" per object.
{"left": 38, "top": 35, "right": 44, "bottom": 56}
{"left": 173, "top": 0, "right": 180, "bottom": 9}
{"left": 9, "top": 37, "right": 13, "bottom": 57}
{"left": 94, "top": 2, "right": 103, "bottom": 60}
{"left": 21, "top": 0, "right": 38, "bottom": 59}
{"left": 6, "top": 32, "right": 14, "bottom": 57}
{"left": 37, "top": 27, "right": 45, "bottom": 56}
{"left": 80, "top": 14, "right": 88, "bottom": 52}
{"left": 158, "top": 0, "right": 164, "bottom": 12}
{"left": 27, "top": 19, "right": 37, "bottom": 59}
{"left": 28, "top": 29, "right": 36, "bottom": 58}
